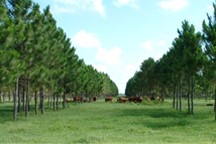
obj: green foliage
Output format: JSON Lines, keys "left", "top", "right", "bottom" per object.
{"left": 126, "top": 18, "right": 204, "bottom": 111}
{"left": 203, "top": 2, "right": 216, "bottom": 76}
{"left": 0, "top": 0, "right": 118, "bottom": 119}
{"left": 203, "top": 1, "right": 216, "bottom": 120}
{"left": 125, "top": 58, "right": 156, "bottom": 96}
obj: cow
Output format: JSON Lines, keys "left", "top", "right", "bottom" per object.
{"left": 65, "top": 99, "right": 73, "bottom": 103}
{"left": 143, "top": 96, "right": 151, "bottom": 101}
{"left": 93, "top": 97, "right": 97, "bottom": 102}
{"left": 105, "top": 96, "right": 112, "bottom": 102}
{"left": 128, "top": 96, "right": 143, "bottom": 103}
{"left": 156, "top": 96, "right": 163, "bottom": 102}
{"left": 82, "top": 97, "right": 88, "bottom": 102}
{"left": 148, "top": 96, "right": 156, "bottom": 101}
{"left": 73, "top": 96, "right": 83, "bottom": 102}
{"left": 143, "top": 96, "right": 156, "bottom": 101}
{"left": 117, "top": 97, "right": 128, "bottom": 103}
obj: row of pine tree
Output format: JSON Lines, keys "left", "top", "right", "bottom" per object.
{"left": 125, "top": 2, "right": 216, "bottom": 120}
{"left": 0, "top": 0, "right": 118, "bottom": 120}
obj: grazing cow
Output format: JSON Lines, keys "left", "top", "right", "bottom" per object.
{"left": 73, "top": 96, "right": 83, "bottom": 102}
{"left": 148, "top": 96, "right": 156, "bottom": 101}
{"left": 82, "top": 97, "right": 88, "bottom": 102}
{"left": 143, "top": 96, "right": 151, "bottom": 101}
{"left": 128, "top": 96, "right": 143, "bottom": 103}
{"left": 65, "top": 99, "right": 73, "bottom": 103}
{"left": 93, "top": 97, "right": 97, "bottom": 102}
{"left": 156, "top": 96, "right": 163, "bottom": 102}
{"left": 117, "top": 97, "right": 128, "bottom": 103}
{"left": 105, "top": 96, "right": 112, "bottom": 102}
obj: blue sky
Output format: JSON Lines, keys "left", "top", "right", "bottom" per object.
{"left": 34, "top": 0, "right": 214, "bottom": 93}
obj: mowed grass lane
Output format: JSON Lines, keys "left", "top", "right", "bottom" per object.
{"left": 0, "top": 99, "right": 215, "bottom": 143}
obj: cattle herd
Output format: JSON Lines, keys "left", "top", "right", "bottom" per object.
{"left": 116, "top": 96, "right": 162, "bottom": 103}
{"left": 65, "top": 95, "right": 162, "bottom": 103}
{"left": 65, "top": 96, "right": 97, "bottom": 103}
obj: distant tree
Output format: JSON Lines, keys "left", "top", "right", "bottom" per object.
{"left": 139, "top": 58, "right": 155, "bottom": 96}
{"left": 125, "top": 71, "right": 142, "bottom": 96}
{"left": 125, "top": 58, "right": 155, "bottom": 97}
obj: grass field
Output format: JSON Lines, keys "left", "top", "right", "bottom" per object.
{"left": 0, "top": 99, "right": 216, "bottom": 144}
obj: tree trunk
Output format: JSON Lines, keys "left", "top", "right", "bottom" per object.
{"left": 40, "top": 87, "right": 44, "bottom": 114}
{"left": 2, "top": 92, "right": 5, "bottom": 103}
{"left": 191, "top": 76, "right": 194, "bottom": 115}
{"left": 22, "top": 85, "right": 25, "bottom": 112}
{"left": 56, "top": 94, "right": 59, "bottom": 110}
{"left": 53, "top": 93, "right": 56, "bottom": 111}
{"left": 214, "top": 87, "right": 216, "bottom": 121}
{"left": 24, "top": 88, "right": 27, "bottom": 117}
{"left": 34, "top": 91, "right": 38, "bottom": 115}
{"left": 48, "top": 92, "right": 51, "bottom": 107}
{"left": 0, "top": 91, "right": 2, "bottom": 103}
{"left": 205, "top": 87, "right": 208, "bottom": 101}
{"left": 63, "top": 91, "right": 66, "bottom": 109}
{"left": 8, "top": 91, "right": 11, "bottom": 101}
{"left": 18, "top": 87, "right": 21, "bottom": 112}
{"left": 187, "top": 79, "right": 191, "bottom": 114}
{"left": 173, "top": 86, "right": 176, "bottom": 109}
{"left": 13, "top": 77, "right": 19, "bottom": 121}
{"left": 179, "top": 81, "right": 182, "bottom": 112}
{"left": 25, "top": 79, "right": 29, "bottom": 117}
{"left": 176, "top": 85, "right": 179, "bottom": 111}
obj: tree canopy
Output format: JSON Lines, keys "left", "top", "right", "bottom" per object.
{"left": 125, "top": 4, "right": 216, "bottom": 117}
{"left": 0, "top": 0, "right": 118, "bottom": 120}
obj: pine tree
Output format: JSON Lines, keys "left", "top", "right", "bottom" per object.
{"left": 174, "top": 20, "right": 203, "bottom": 114}
{"left": 203, "top": 2, "right": 216, "bottom": 120}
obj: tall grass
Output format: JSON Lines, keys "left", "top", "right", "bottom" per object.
{"left": 0, "top": 99, "right": 215, "bottom": 143}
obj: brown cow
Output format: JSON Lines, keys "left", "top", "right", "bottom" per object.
{"left": 117, "top": 97, "right": 128, "bottom": 103}
{"left": 128, "top": 96, "right": 142, "bottom": 103}
{"left": 73, "top": 96, "right": 83, "bottom": 102}
{"left": 105, "top": 96, "right": 112, "bottom": 102}
{"left": 93, "top": 97, "right": 97, "bottom": 102}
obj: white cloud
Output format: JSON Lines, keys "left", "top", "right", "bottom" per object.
{"left": 113, "top": 0, "right": 139, "bottom": 9}
{"left": 92, "top": 64, "right": 108, "bottom": 72}
{"left": 140, "top": 40, "right": 153, "bottom": 51}
{"left": 140, "top": 39, "right": 167, "bottom": 51}
{"left": 158, "top": 39, "right": 166, "bottom": 46}
{"left": 207, "top": 5, "right": 214, "bottom": 12}
{"left": 72, "top": 30, "right": 101, "bottom": 48}
{"left": 92, "top": 0, "right": 106, "bottom": 17}
{"left": 158, "top": 0, "right": 188, "bottom": 12}
{"left": 140, "top": 39, "right": 169, "bottom": 61}
{"left": 72, "top": 30, "right": 122, "bottom": 66}
{"left": 96, "top": 47, "right": 122, "bottom": 65}
{"left": 52, "top": 0, "right": 106, "bottom": 17}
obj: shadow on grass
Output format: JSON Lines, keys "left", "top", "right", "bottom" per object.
{"left": 118, "top": 107, "right": 185, "bottom": 118}
{"left": 0, "top": 104, "right": 13, "bottom": 123}
{"left": 117, "top": 107, "right": 190, "bottom": 129}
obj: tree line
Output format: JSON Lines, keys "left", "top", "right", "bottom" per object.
{"left": 125, "top": 1, "right": 216, "bottom": 120}
{"left": 0, "top": 0, "right": 118, "bottom": 120}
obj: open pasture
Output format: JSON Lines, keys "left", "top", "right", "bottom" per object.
{"left": 0, "top": 99, "right": 215, "bottom": 143}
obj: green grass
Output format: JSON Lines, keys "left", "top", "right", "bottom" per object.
{"left": 0, "top": 99, "right": 216, "bottom": 144}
